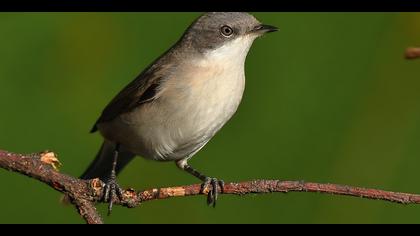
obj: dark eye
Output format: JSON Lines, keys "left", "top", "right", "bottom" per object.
{"left": 220, "top": 25, "right": 233, "bottom": 37}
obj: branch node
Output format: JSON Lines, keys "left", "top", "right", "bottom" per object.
{"left": 40, "top": 151, "right": 61, "bottom": 171}
{"left": 90, "top": 178, "right": 104, "bottom": 197}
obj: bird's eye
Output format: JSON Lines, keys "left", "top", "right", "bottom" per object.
{"left": 220, "top": 25, "right": 233, "bottom": 37}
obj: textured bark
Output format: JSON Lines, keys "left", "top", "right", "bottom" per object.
{"left": 1, "top": 149, "right": 420, "bottom": 224}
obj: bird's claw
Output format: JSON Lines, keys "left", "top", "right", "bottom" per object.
{"left": 103, "top": 178, "right": 124, "bottom": 216}
{"left": 201, "top": 177, "right": 224, "bottom": 207}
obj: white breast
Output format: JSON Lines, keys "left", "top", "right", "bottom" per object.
{"left": 110, "top": 36, "right": 257, "bottom": 161}
{"left": 178, "top": 36, "right": 253, "bottom": 133}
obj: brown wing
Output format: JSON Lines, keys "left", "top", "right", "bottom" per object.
{"left": 90, "top": 66, "right": 165, "bottom": 133}
{"left": 90, "top": 38, "right": 184, "bottom": 133}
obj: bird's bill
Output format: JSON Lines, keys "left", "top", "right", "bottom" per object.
{"left": 250, "top": 24, "right": 278, "bottom": 34}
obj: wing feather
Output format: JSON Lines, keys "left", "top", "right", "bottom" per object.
{"left": 90, "top": 65, "right": 165, "bottom": 133}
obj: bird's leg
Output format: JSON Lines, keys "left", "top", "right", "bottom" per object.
{"left": 176, "top": 159, "right": 224, "bottom": 207}
{"left": 103, "top": 143, "right": 124, "bottom": 216}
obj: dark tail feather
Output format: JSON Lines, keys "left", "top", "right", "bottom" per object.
{"left": 80, "top": 140, "right": 135, "bottom": 182}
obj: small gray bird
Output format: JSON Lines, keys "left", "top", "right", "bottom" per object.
{"left": 81, "top": 12, "right": 277, "bottom": 213}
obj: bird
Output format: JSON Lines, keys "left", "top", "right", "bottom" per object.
{"left": 80, "top": 12, "right": 278, "bottom": 214}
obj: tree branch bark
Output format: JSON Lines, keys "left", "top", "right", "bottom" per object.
{"left": 1, "top": 149, "right": 420, "bottom": 224}
{"left": 405, "top": 47, "right": 420, "bottom": 59}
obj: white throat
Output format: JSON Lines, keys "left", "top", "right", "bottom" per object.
{"left": 202, "top": 35, "right": 256, "bottom": 67}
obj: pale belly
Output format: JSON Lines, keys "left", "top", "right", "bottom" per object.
{"left": 99, "top": 67, "right": 246, "bottom": 161}
{"left": 98, "top": 36, "right": 253, "bottom": 161}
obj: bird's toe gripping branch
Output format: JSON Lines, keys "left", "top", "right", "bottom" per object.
{"left": 201, "top": 177, "right": 225, "bottom": 207}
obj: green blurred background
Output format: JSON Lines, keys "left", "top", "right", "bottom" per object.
{"left": 0, "top": 12, "right": 420, "bottom": 223}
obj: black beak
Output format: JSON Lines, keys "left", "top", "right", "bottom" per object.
{"left": 252, "top": 24, "right": 278, "bottom": 34}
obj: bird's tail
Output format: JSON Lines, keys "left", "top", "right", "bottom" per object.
{"left": 61, "top": 140, "right": 135, "bottom": 204}
{"left": 80, "top": 140, "right": 135, "bottom": 181}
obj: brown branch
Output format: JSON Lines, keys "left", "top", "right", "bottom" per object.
{"left": 405, "top": 47, "right": 420, "bottom": 60}
{"left": 0, "top": 150, "right": 103, "bottom": 224}
{"left": 1, "top": 149, "right": 420, "bottom": 224}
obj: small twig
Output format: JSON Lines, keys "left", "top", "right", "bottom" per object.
{"left": 405, "top": 47, "right": 420, "bottom": 60}
{"left": 72, "top": 198, "right": 103, "bottom": 224}
{"left": 1, "top": 149, "right": 420, "bottom": 224}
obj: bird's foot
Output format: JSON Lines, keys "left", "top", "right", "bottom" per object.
{"left": 103, "top": 177, "right": 124, "bottom": 216}
{"left": 201, "top": 177, "right": 224, "bottom": 207}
